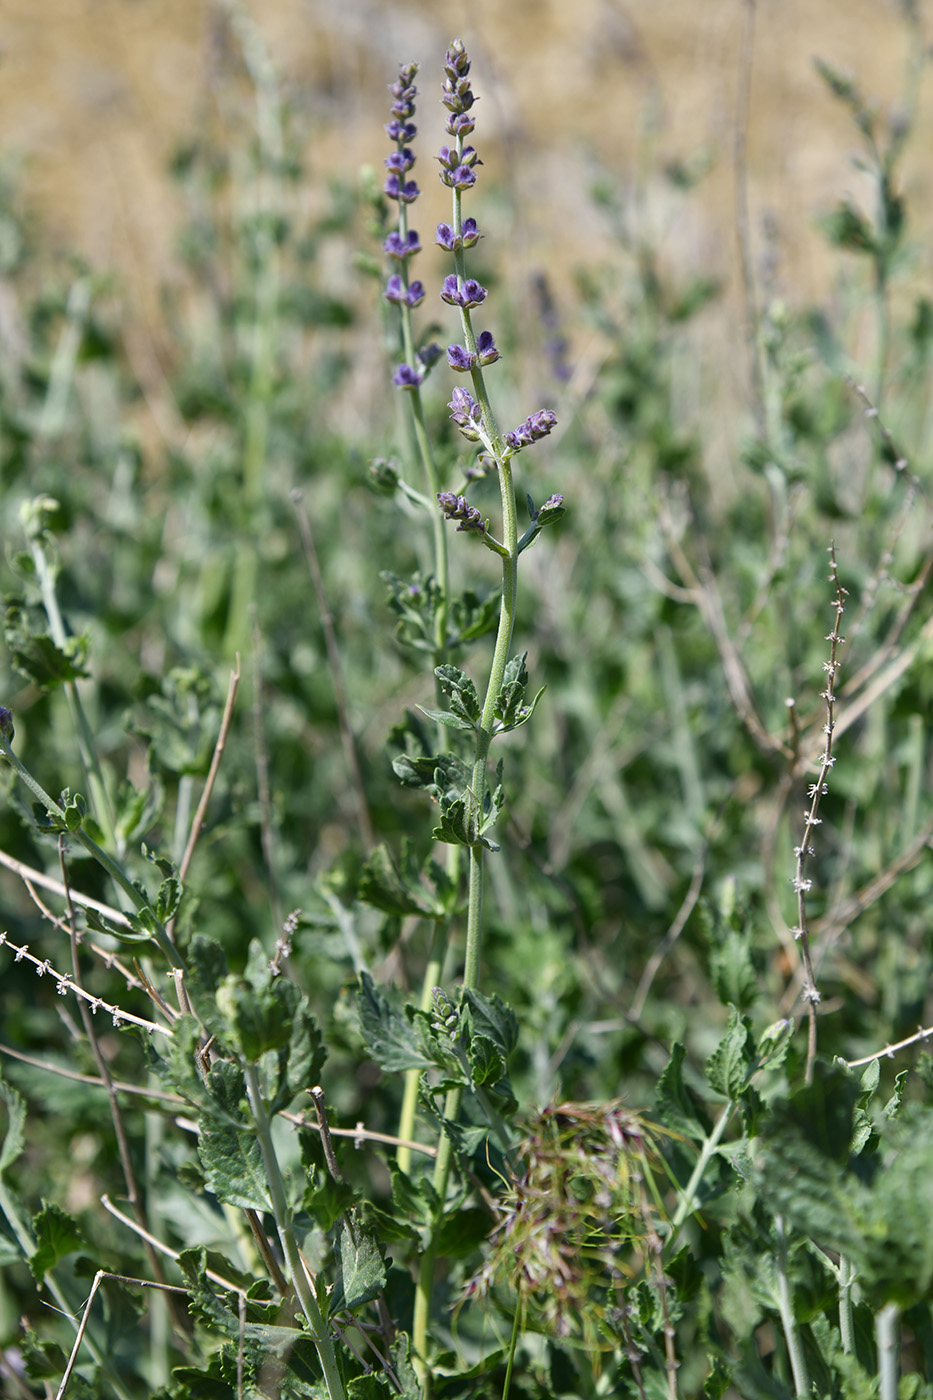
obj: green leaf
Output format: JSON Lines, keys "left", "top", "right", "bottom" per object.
{"left": 756, "top": 1017, "right": 794, "bottom": 1072}
{"left": 3, "top": 597, "right": 90, "bottom": 690}
{"left": 356, "top": 972, "right": 434, "bottom": 1073}
{"left": 0, "top": 1074, "right": 26, "bottom": 1173}
{"left": 494, "top": 652, "right": 528, "bottom": 727}
{"left": 705, "top": 1007, "right": 753, "bottom": 1100}
{"left": 710, "top": 930, "right": 758, "bottom": 1013}
{"left": 434, "top": 664, "right": 481, "bottom": 722}
{"left": 30, "top": 1201, "right": 85, "bottom": 1283}
{"left": 462, "top": 989, "right": 519, "bottom": 1061}
{"left": 337, "top": 1211, "right": 385, "bottom": 1310}
{"left": 467, "top": 1034, "right": 505, "bottom": 1087}
{"left": 655, "top": 1043, "right": 712, "bottom": 1141}
{"left": 358, "top": 844, "right": 443, "bottom": 918}
{"left": 198, "top": 1062, "right": 271, "bottom": 1212}
{"left": 704, "top": 1355, "right": 731, "bottom": 1400}
{"left": 416, "top": 705, "right": 475, "bottom": 733}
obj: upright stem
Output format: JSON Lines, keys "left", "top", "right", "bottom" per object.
{"left": 774, "top": 1215, "right": 810, "bottom": 1399}
{"left": 244, "top": 1064, "right": 346, "bottom": 1400}
{"left": 876, "top": 1301, "right": 899, "bottom": 1400}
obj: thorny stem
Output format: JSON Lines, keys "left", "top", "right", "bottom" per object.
{"left": 790, "top": 544, "right": 846, "bottom": 1083}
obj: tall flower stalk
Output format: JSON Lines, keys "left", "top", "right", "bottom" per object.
{"left": 383, "top": 42, "right": 562, "bottom": 1385}
{"left": 381, "top": 62, "right": 458, "bottom": 1173}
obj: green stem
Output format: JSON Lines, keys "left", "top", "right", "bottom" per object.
{"left": 876, "top": 1301, "right": 899, "bottom": 1400}
{"left": 29, "top": 537, "right": 117, "bottom": 852}
{"left": 411, "top": 152, "right": 521, "bottom": 1391}
{"left": 774, "top": 1214, "right": 809, "bottom": 1399}
{"left": 244, "top": 1063, "right": 346, "bottom": 1400}
{"left": 838, "top": 1253, "right": 856, "bottom": 1355}
{"left": 667, "top": 1102, "right": 735, "bottom": 1242}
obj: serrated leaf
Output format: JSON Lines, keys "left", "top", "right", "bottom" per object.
{"left": 356, "top": 972, "right": 434, "bottom": 1073}
{"left": 704, "top": 1355, "right": 731, "bottom": 1400}
{"left": 30, "top": 1201, "right": 85, "bottom": 1283}
{"left": 358, "top": 844, "right": 438, "bottom": 918}
{"left": 756, "top": 1017, "right": 794, "bottom": 1072}
{"left": 462, "top": 989, "right": 519, "bottom": 1060}
{"left": 434, "top": 664, "right": 481, "bottom": 722}
{"left": 3, "top": 598, "right": 91, "bottom": 690}
{"left": 705, "top": 1007, "right": 753, "bottom": 1099}
{"left": 710, "top": 930, "right": 758, "bottom": 1012}
{"left": 338, "top": 1211, "right": 385, "bottom": 1310}
{"left": 494, "top": 653, "right": 528, "bottom": 727}
{"left": 655, "top": 1043, "right": 712, "bottom": 1141}
{"left": 467, "top": 1035, "right": 505, "bottom": 1087}
{"left": 0, "top": 1075, "right": 26, "bottom": 1173}
{"left": 198, "top": 1062, "right": 270, "bottom": 1212}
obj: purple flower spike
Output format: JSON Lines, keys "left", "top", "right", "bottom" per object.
{"left": 505, "top": 409, "right": 559, "bottom": 451}
{"left": 447, "top": 344, "right": 476, "bottom": 372}
{"left": 437, "top": 491, "right": 486, "bottom": 533}
{"left": 441, "top": 40, "right": 478, "bottom": 138}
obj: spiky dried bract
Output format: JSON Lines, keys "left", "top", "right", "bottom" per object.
{"left": 463, "top": 1101, "right": 674, "bottom": 1354}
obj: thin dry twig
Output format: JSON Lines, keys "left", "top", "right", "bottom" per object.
{"left": 177, "top": 659, "right": 241, "bottom": 886}
{"left": 790, "top": 545, "right": 846, "bottom": 1082}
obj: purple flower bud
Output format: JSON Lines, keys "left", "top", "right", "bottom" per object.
{"left": 449, "top": 386, "right": 484, "bottom": 440}
{"left": 440, "top": 273, "right": 462, "bottom": 306}
{"left": 418, "top": 342, "right": 443, "bottom": 371}
{"left": 384, "top": 230, "right": 421, "bottom": 260}
{"left": 384, "top": 274, "right": 405, "bottom": 304}
{"left": 505, "top": 409, "right": 559, "bottom": 451}
{"left": 439, "top": 164, "right": 477, "bottom": 192}
{"left": 446, "top": 112, "right": 475, "bottom": 138}
{"left": 393, "top": 363, "right": 423, "bottom": 389}
{"left": 435, "top": 219, "right": 482, "bottom": 252}
{"left": 386, "top": 119, "right": 417, "bottom": 142}
{"left": 0, "top": 705, "right": 13, "bottom": 741}
{"left": 461, "top": 279, "right": 486, "bottom": 308}
{"left": 447, "top": 344, "right": 476, "bottom": 372}
{"left": 384, "top": 173, "right": 419, "bottom": 204}
{"left": 405, "top": 281, "right": 425, "bottom": 307}
{"left": 476, "top": 330, "right": 499, "bottom": 365}
{"left": 436, "top": 146, "right": 458, "bottom": 171}
{"left": 437, "top": 491, "right": 486, "bottom": 533}
{"left": 541, "top": 493, "right": 564, "bottom": 511}
{"left": 385, "top": 148, "right": 416, "bottom": 175}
